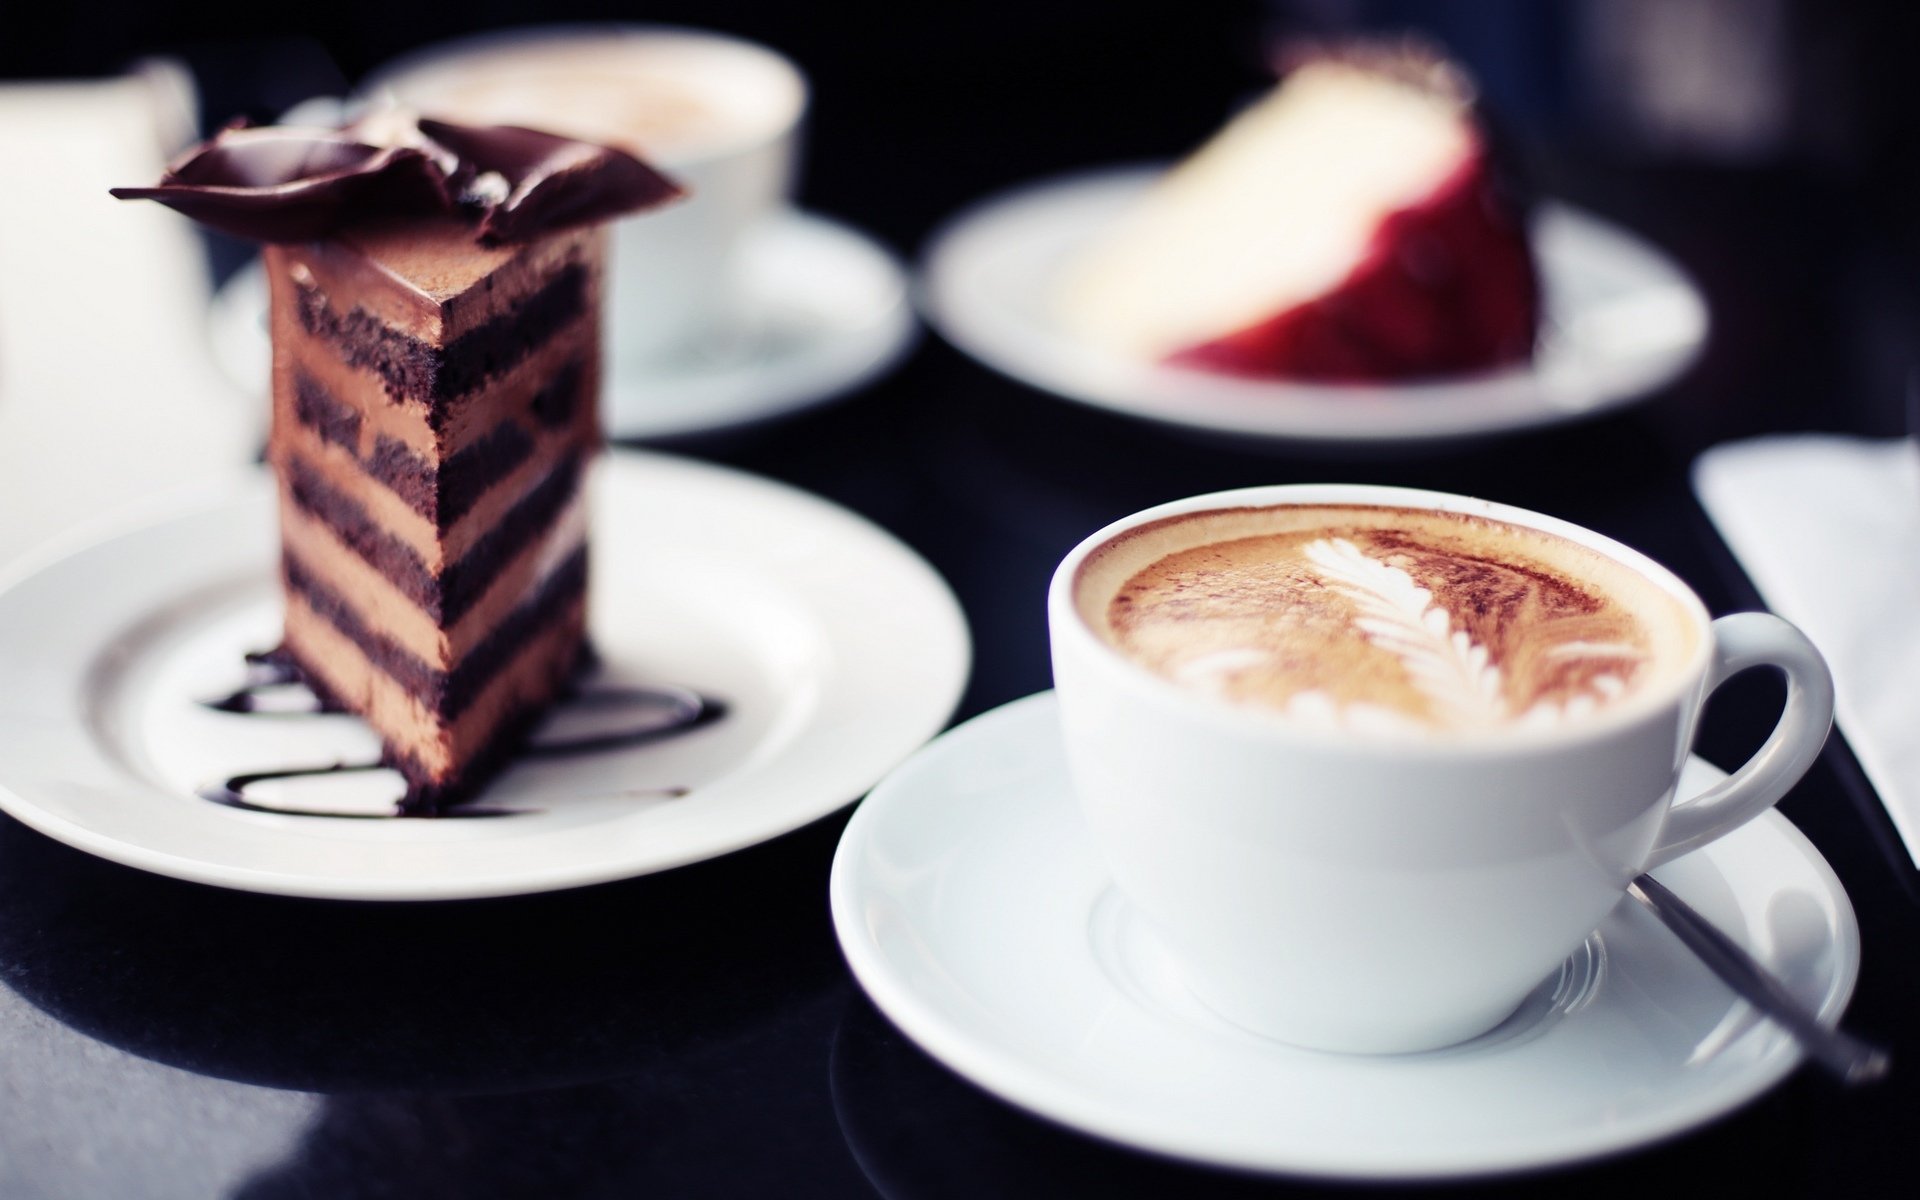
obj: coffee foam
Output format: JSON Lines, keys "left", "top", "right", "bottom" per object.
{"left": 379, "top": 34, "right": 804, "bottom": 163}
{"left": 1077, "top": 504, "right": 1699, "bottom": 733}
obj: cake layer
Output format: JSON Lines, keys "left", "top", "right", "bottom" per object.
{"left": 282, "top": 414, "right": 587, "bottom": 575}
{"left": 528, "top": 360, "right": 585, "bottom": 430}
{"left": 283, "top": 576, "right": 587, "bottom": 799}
{"left": 277, "top": 305, "right": 596, "bottom": 459}
{"left": 291, "top": 385, "right": 539, "bottom": 530}
{"left": 272, "top": 221, "right": 598, "bottom": 348}
{"left": 370, "top": 419, "right": 532, "bottom": 527}
{"left": 294, "top": 371, "right": 362, "bottom": 452}
{"left": 292, "top": 261, "right": 588, "bottom": 410}
{"left": 283, "top": 539, "right": 588, "bottom": 721}
{"left": 265, "top": 224, "right": 602, "bottom": 452}
{"left": 278, "top": 461, "right": 589, "bottom": 662}
{"left": 282, "top": 450, "right": 585, "bottom": 623}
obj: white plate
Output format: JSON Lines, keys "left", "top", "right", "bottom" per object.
{"left": 208, "top": 209, "right": 917, "bottom": 442}
{"left": 919, "top": 167, "right": 1709, "bottom": 444}
{"left": 831, "top": 692, "right": 1860, "bottom": 1180}
{"left": 0, "top": 451, "right": 969, "bottom": 900}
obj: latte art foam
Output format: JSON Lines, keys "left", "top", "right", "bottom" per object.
{"left": 1078, "top": 505, "right": 1698, "bottom": 733}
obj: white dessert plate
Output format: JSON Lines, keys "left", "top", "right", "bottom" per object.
{"left": 831, "top": 692, "right": 1860, "bottom": 1180}
{"left": 918, "top": 167, "right": 1709, "bottom": 444}
{"left": 208, "top": 209, "right": 917, "bottom": 441}
{"left": 0, "top": 451, "right": 969, "bottom": 900}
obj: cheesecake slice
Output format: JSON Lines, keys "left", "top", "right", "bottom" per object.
{"left": 265, "top": 216, "right": 602, "bottom": 811}
{"left": 1057, "top": 46, "right": 1538, "bottom": 382}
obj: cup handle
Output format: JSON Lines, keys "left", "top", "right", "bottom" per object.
{"left": 1646, "top": 612, "right": 1835, "bottom": 869}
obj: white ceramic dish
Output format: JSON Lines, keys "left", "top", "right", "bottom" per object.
{"left": 207, "top": 209, "right": 916, "bottom": 442}
{"left": 0, "top": 451, "right": 968, "bottom": 900}
{"left": 919, "top": 167, "right": 1708, "bottom": 444}
{"left": 830, "top": 692, "right": 1861, "bottom": 1180}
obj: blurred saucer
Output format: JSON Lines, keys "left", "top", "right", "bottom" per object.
{"left": 919, "top": 166, "right": 1708, "bottom": 445}
{"left": 830, "top": 691, "right": 1859, "bottom": 1180}
{"left": 208, "top": 209, "right": 916, "bottom": 441}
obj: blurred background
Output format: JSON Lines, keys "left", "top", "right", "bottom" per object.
{"left": 5, "top": 0, "right": 1918, "bottom": 439}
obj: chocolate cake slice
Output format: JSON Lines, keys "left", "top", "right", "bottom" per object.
{"left": 266, "top": 217, "right": 602, "bottom": 809}
{"left": 115, "top": 115, "right": 681, "bottom": 810}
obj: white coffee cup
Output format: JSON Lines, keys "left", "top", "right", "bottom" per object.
{"left": 1048, "top": 484, "right": 1835, "bottom": 1055}
{"left": 363, "top": 24, "right": 807, "bottom": 371}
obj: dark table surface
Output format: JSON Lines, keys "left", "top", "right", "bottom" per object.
{"left": 5, "top": 5, "right": 1920, "bottom": 1196}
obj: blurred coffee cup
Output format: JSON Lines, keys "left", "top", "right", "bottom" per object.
{"left": 363, "top": 25, "right": 807, "bottom": 371}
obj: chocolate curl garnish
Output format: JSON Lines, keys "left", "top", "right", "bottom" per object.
{"left": 112, "top": 114, "right": 683, "bottom": 245}
{"left": 419, "top": 119, "right": 683, "bottom": 246}
{"left": 110, "top": 124, "right": 453, "bottom": 242}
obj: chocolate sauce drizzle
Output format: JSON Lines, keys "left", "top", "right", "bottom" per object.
{"left": 198, "top": 763, "right": 520, "bottom": 820}
{"left": 521, "top": 684, "right": 724, "bottom": 758}
{"left": 195, "top": 653, "right": 724, "bottom": 819}
{"left": 200, "top": 649, "right": 332, "bottom": 715}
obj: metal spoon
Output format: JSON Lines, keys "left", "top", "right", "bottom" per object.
{"left": 1627, "top": 873, "right": 1889, "bottom": 1085}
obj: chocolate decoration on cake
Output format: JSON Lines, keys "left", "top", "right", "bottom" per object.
{"left": 111, "top": 113, "right": 683, "bottom": 244}
{"left": 415, "top": 118, "right": 683, "bottom": 245}
{"left": 122, "top": 112, "right": 686, "bottom": 810}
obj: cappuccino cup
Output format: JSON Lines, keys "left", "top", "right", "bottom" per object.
{"left": 1048, "top": 485, "right": 1834, "bottom": 1054}
{"left": 364, "top": 25, "right": 807, "bottom": 370}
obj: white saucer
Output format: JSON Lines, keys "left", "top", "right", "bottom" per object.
{"left": 919, "top": 167, "right": 1709, "bottom": 445}
{"left": 831, "top": 692, "right": 1860, "bottom": 1180}
{"left": 207, "top": 209, "right": 917, "bottom": 441}
{"left": 0, "top": 451, "right": 969, "bottom": 900}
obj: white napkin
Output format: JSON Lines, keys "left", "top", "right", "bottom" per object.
{"left": 1693, "top": 434, "right": 1920, "bottom": 866}
{"left": 0, "top": 70, "right": 258, "bottom": 573}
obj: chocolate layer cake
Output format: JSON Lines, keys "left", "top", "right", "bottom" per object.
{"left": 267, "top": 218, "right": 601, "bottom": 809}
{"left": 115, "top": 115, "right": 680, "bottom": 809}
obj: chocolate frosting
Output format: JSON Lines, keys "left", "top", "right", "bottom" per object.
{"left": 111, "top": 113, "right": 683, "bottom": 244}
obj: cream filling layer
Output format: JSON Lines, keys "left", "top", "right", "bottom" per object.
{"left": 267, "top": 228, "right": 598, "bottom": 346}
{"left": 284, "top": 590, "right": 587, "bottom": 780}
{"left": 277, "top": 482, "right": 589, "bottom": 667}
{"left": 273, "top": 312, "right": 597, "bottom": 460}
{"left": 275, "top": 415, "right": 591, "bottom": 573}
